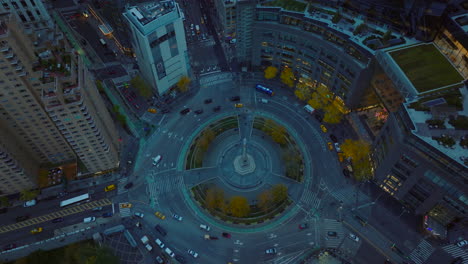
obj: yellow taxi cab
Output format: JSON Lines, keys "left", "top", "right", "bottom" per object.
{"left": 337, "top": 152, "right": 344, "bottom": 162}
{"left": 104, "top": 184, "right": 116, "bottom": 192}
{"left": 155, "top": 211, "right": 166, "bottom": 220}
{"left": 320, "top": 125, "right": 328, "bottom": 133}
{"left": 30, "top": 227, "right": 43, "bottom": 234}
{"left": 147, "top": 108, "right": 157, "bottom": 114}
{"left": 327, "top": 142, "right": 333, "bottom": 150}
{"left": 234, "top": 103, "right": 243, "bottom": 108}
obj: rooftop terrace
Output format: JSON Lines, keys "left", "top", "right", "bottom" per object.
{"left": 129, "top": 0, "right": 175, "bottom": 26}
{"left": 390, "top": 44, "right": 465, "bottom": 93}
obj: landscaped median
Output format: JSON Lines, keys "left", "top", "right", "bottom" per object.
{"left": 185, "top": 116, "right": 239, "bottom": 169}
{"left": 191, "top": 183, "right": 291, "bottom": 225}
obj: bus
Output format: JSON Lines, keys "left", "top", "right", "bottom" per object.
{"left": 255, "top": 84, "right": 274, "bottom": 96}
{"left": 60, "top": 193, "right": 90, "bottom": 207}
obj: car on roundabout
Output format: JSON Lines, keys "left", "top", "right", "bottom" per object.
{"left": 222, "top": 232, "right": 231, "bottom": 238}
{"left": 155, "top": 211, "right": 166, "bottom": 220}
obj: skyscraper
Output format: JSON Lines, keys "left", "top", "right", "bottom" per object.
{"left": 0, "top": 10, "right": 120, "bottom": 195}
{"left": 123, "top": 0, "right": 189, "bottom": 95}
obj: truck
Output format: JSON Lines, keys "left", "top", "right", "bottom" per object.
{"left": 140, "top": 235, "right": 153, "bottom": 251}
{"left": 304, "top": 104, "right": 315, "bottom": 114}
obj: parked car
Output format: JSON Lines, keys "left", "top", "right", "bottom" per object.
{"left": 188, "top": 249, "right": 199, "bottom": 258}
{"left": 334, "top": 142, "right": 341, "bottom": 152}
{"left": 320, "top": 125, "right": 328, "bottom": 133}
{"left": 124, "top": 182, "right": 134, "bottom": 189}
{"left": 165, "top": 247, "right": 175, "bottom": 258}
{"left": 329, "top": 134, "right": 338, "bottom": 143}
{"left": 265, "top": 248, "right": 277, "bottom": 254}
{"left": 51, "top": 217, "right": 64, "bottom": 223}
{"left": 155, "top": 256, "right": 164, "bottom": 264}
{"left": 343, "top": 169, "right": 351, "bottom": 178}
{"left": 23, "top": 199, "right": 36, "bottom": 207}
{"left": 155, "top": 224, "right": 167, "bottom": 236}
{"left": 199, "top": 224, "right": 211, "bottom": 231}
{"left": 204, "top": 98, "right": 212, "bottom": 104}
{"left": 155, "top": 238, "right": 165, "bottom": 248}
{"left": 172, "top": 213, "right": 183, "bottom": 221}
{"left": 222, "top": 232, "right": 231, "bottom": 238}
{"left": 213, "top": 105, "right": 221, "bottom": 112}
{"left": 327, "top": 142, "right": 333, "bottom": 150}
{"left": 298, "top": 223, "right": 309, "bottom": 230}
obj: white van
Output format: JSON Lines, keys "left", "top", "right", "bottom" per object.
{"left": 155, "top": 238, "right": 165, "bottom": 248}
{"left": 165, "top": 247, "right": 175, "bottom": 258}
{"left": 199, "top": 224, "right": 211, "bottom": 231}
{"left": 304, "top": 104, "right": 315, "bottom": 114}
{"left": 145, "top": 244, "right": 153, "bottom": 251}
{"left": 260, "top": 98, "right": 269, "bottom": 104}
{"left": 83, "top": 217, "right": 96, "bottom": 223}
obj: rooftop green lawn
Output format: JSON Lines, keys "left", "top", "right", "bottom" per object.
{"left": 262, "top": 0, "right": 307, "bottom": 12}
{"left": 390, "top": 44, "right": 464, "bottom": 93}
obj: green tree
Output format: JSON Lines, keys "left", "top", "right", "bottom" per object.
{"left": 177, "top": 76, "right": 191, "bottom": 93}
{"left": 228, "top": 196, "right": 250, "bottom": 217}
{"left": 271, "top": 184, "right": 288, "bottom": 204}
{"left": 323, "top": 104, "right": 344, "bottom": 124}
{"left": 20, "top": 189, "right": 39, "bottom": 201}
{"left": 262, "top": 119, "right": 276, "bottom": 134}
{"left": 280, "top": 67, "right": 295, "bottom": 88}
{"left": 78, "top": 243, "right": 120, "bottom": 264}
{"left": 95, "top": 80, "right": 104, "bottom": 93}
{"left": 0, "top": 196, "right": 9, "bottom": 208}
{"left": 130, "top": 75, "right": 152, "bottom": 98}
{"left": 257, "top": 190, "right": 273, "bottom": 212}
{"left": 264, "top": 66, "right": 278, "bottom": 79}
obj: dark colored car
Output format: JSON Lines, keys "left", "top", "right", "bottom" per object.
{"left": 102, "top": 212, "right": 113, "bottom": 218}
{"left": 3, "top": 243, "right": 16, "bottom": 251}
{"left": 209, "top": 236, "right": 219, "bottom": 240}
{"left": 329, "top": 134, "right": 338, "bottom": 143}
{"left": 175, "top": 255, "right": 186, "bottom": 263}
{"left": 343, "top": 169, "right": 350, "bottom": 178}
{"left": 314, "top": 114, "right": 323, "bottom": 122}
{"left": 16, "top": 215, "right": 30, "bottom": 222}
{"left": 155, "top": 224, "right": 167, "bottom": 236}
{"left": 161, "top": 109, "right": 170, "bottom": 114}
{"left": 222, "top": 232, "right": 231, "bottom": 238}
{"left": 0, "top": 208, "right": 7, "bottom": 214}
{"left": 298, "top": 223, "right": 309, "bottom": 230}
{"left": 230, "top": 96, "right": 240, "bottom": 101}
{"left": 180, "top": 108, "right": 191, "bottom": 115}
{"left": 124, "top": 182, "right": 134, "bottom": 189}
{"left": 327, "top": 231, "right": 337, "bottom": 237}
{"left": 51, "top": 217, "right": 64, "bottom": 223}
{"left": 213, "top": 106, "right": 221, "bottom": 112}
{"left": 204, "top": 98, "right": 212, "bottom": 104}
{"left": 194, "top": 109, "right": 203, "bottom": 115}
{"left": 81, "top": 39, "right": 87, "bottom": 45}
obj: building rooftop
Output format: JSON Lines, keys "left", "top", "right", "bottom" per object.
{"left": 127, "top": 0, "right": 176, "bottom": 26}
{"left": 390, "top": 44, "right": 465, "bottom": 93}
{"left": 262, "top": 0, "right": 307, "bottom": 12}
{"left": 405, "top": 87, "right": 468, "bottom": 167}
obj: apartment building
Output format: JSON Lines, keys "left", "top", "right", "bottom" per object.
{"left": 123, "top": 0, "right": 189, "bottom": 95}
{"left": 0, "top": 12, "right": 119, "bottom": 195}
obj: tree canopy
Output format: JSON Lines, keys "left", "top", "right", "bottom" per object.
{"left": 176, "top": 76, "right": 191, "bottom": 93}
{"left": 130, "top": 75, "right": 152, "bottom": 98}
{"left": 264, "top": 66, "right": 278, "bottom": 79}
{"left": 228, "top": 196, "right": 250, "bottom": 217}
{"left": 341, "top": 139, "right": 373, "bottom": 181}
{"left": 280, "top": 67, "right": 295, "bottom": 88}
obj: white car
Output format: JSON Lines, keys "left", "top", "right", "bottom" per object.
{"left": 456, "top": 240, "right": 467, "bottom": 247}
{"left": 265, "top": 248, "right": 277, "bottom": 254}
{"left": 165, "top": 247, "right": 175, "bottom": 258}
{"left": 83, "top": 217, "right": 96, "bottom": 223}
{"left": 172, "top": 213, "right": 183, "bottom": 221}
{"left": 134, "top": 212, "right": 144, "bottom": 218}
{"left": 349, "top": 233, "right": 360, "bottom": 242}
{"left": 199, "top": 224, "right": 210, "bottom": 231}
{"left": 188, "top": 249, "right": 199, "bottom": 258}
{"left": 155, "top": 238, "right": 165, "bottom": 249}
{"left": 152, "top": 155, "right": 162, "bottom": 165}
{"left": 23, "top": 199, "right": 36, "bottom": 207}
{"left": 334, "top": 143, "right": 341, "bottom": 152}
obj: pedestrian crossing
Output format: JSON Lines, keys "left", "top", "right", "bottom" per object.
{"left": 442, "top": 244, "right": 468, "bottom": 262}
{"left": 322, "top": 219, "right": 344, "bottom": 248}
{"left": 300, "top": 189, "right": 322, "bottom": 210}
{"left": 409, "top": 239, "right": 435, "bottom": 264}
{"left": 199, "top": 72, "right": 233, "bottom": 86}
{"left": 117, "top": 177, "right": 128, "bottom": 195}
{"left": 329, "top": 186, "right": 370, "bottom": 206}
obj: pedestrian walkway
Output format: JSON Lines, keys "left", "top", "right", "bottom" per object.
{"left": 0, "top": 198, "right": 111, "bottom": 234}
{"left": 118, "top": 203, "right": 132, "bottom": 218}
{"left": 322, "top": 219, "right": 344, "bottom": 248}
{"left": 117, "top": 178, "right": 128, "bottom": 195}
{"left": 442, "top": 244, "right": 468, "bottom": 261}
{"left": 199, "top": 72, "right": 233, "bottom": 86}
{"left": 408, "top": 239, "right": 435, "bottom": 264}
{"left": 300, "top": 189, "right": 321, "bottom": 211}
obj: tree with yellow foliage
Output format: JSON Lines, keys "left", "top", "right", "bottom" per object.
{"left": 177, "top": 75, "right": 191, "bottom": 93}
{"left": 323, "top": 104, "right": 344, "bottom": 124}
{"left": 257, "top": 190, "right": 273, "bottom": 212}
{"left": 280, "top": 67, "right": 295, "bottom": 88}
{"left": 264, "top": 66, "right": 278, "bottom": 79}
{"left": 271, "top": 184, "right": 288, "bottom": 204}
{"left": 341, "top": 139, "right": 373, "bottom": 181}
{"left": 294, "top": 77, "right": 313, "bottom": 101}
{"left": 270, "top": 125, "right": 287, "bottom": 145}
{"left": 228, "top": 196, "right": 250, "bottom": 217}
{"left": 205, "top": 187, "right": 225, "bottom": 210}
